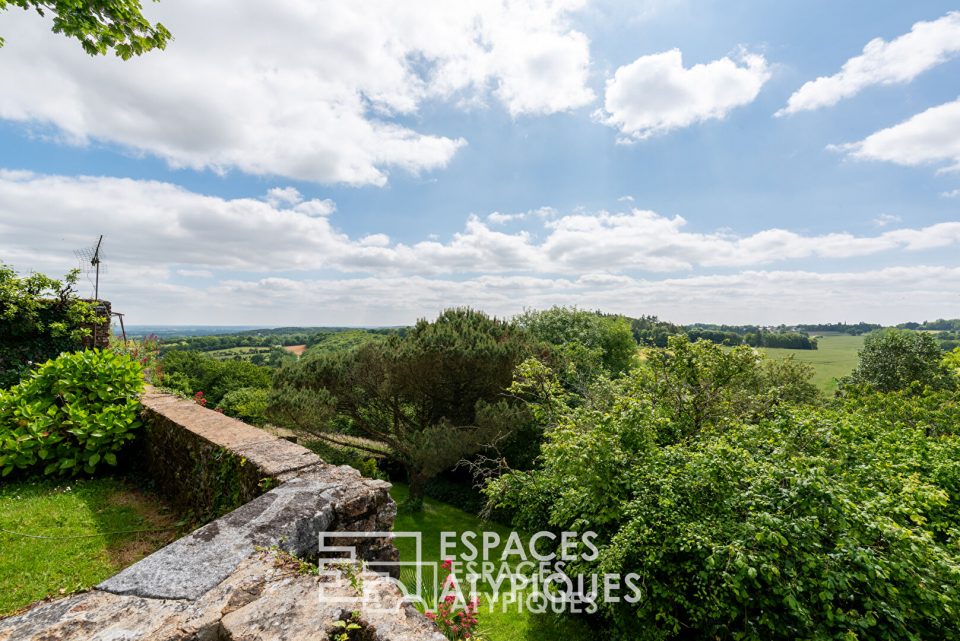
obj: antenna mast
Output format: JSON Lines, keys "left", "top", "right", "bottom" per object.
{"left": 74, "top": 235, "right": 105, "bottom": 300}
{"left": 92, "top": 234, "right": 103, "bottom": 300}
{"left": 72, "top": 235, "right": 112, "bottom": 348}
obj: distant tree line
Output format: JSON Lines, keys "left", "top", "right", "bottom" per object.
{"left": 896, "top": 319, "right": 960, "bottom": 351}
{"left": 632, "top": 316, "right": 818, "bottom": 350}
{"left": 159, "top": 327, "right": 399, "bottom": 354}
{"left": 793, "top": 322, "right": 882, "bottom": 335}
{"left": 898, "top": 318, "right": 960, "bottom": 331}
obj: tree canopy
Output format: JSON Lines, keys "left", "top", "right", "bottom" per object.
{"left": 268, "top": 308, "right": 532, "bottom": 509}
{"left": 0, "top": 0, "right": 170, "bottom": 58}
{"left": 485, "top": 335, "right": 960, "bottom": 640}
{"left": 843, "top": 328, "right": 947, "bottom": 392}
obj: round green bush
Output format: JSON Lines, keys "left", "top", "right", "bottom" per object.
{"left": 0, "top": 349, "right": 144, "bottom": 477}
{"left": 216, "top": 386, "right": 268, "bottom": 426}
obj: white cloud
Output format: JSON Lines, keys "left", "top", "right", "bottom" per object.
{"left": 0, "top": 1, "right": 594, "bottom": 186}
{"left": 779, "top": 12, "right": 960, "bottom": 116}
{"left": 944, "top": 189, "right": 960, "bottom": 198}
{"left": 293, "top": 199, "right": 337, "bottom": 217}
{"left": 265, "top": 187, "right": 303, "bottom": 207}
{"left": 77, "top": 267, "right": 960, "bottom": 327}
{"left": 596, "top": 48, "right": 770, "bottom": 140}
{"left": 831, "top": 98, "right": 960, "bottom": 172}
{"left": 2, "top": 170, "right": 958, "bottom": 325}
{"left": 176, "top": 269, "right": 214, "bottom": 279}
{"left": 872, "top": 213, "right": 902, "bottom": 227}
{"left": 486, "top": 207, "right": 556, "bottom": 225}
{"left": 3, "top": 171, "right": 960, "bottom": 284}
{"left": 359, "top": 234, "right": 391, "bottom": 247}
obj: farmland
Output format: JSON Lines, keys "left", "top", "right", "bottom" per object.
{"left": 757, "top": 333, "right": 865, "bottom": 393}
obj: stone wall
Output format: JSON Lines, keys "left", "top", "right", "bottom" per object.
{"left": 80, "top": 299, "right": 112, "bottom": 349}
{"left": 0, "top": 391, "right": 441, "bottom": 641}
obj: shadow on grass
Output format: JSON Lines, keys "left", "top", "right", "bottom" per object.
{"left": 0, "top": 474, "right": 186, "bottom": 616}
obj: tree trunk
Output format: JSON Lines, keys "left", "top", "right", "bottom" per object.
{"left": 406, "top": 469, "right": 427, "bottom": 511}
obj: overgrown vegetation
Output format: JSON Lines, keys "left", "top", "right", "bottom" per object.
{"left": 159, "top": 349, "right": 271, "bottom": 405}
{"left": 0, "top": 263, "right": 102, "bottom": 388}
{"left": 485, "top": 335, "right": 960, "bottom": 640}
{"left": 131, "top": 307, "right": 960, "bottom": 639}
{"left": 269, "top": 308, "right": 531, "bottom": 509}
{"left": 0, "top": 349, "right": 144, "bottom": 477}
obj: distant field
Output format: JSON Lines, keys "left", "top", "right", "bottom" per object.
{"left": 759, "top": 334, "right": 865, "bottom": 393}
{"left": 282, "top": 344, "right": 306, "bottom": 356}
{"left": 202, "top": 346, "right": 273, "bottom": 361}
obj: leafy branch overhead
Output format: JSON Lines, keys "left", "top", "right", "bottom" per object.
{"left": 0, "top": 0, "right": 170, "bottom": 58}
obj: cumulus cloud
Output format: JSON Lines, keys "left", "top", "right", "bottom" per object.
{"left": 596, "top": 48, "right": 770, "bottom": 141}
{"left": 944, "top": 189, "right": 960, "bottom": 198}
{"left": 66, "top": 267, "right": 960, "bottom": 327}
{"left": 3, "top": 170, "right": 959, "bottom": 325}
{"left": 0, "top": 1, "right": 594, "bottom": 186}
{"left": 779, "top": 12, "right": 960, "bottom": 116}
{"left": 486, "top": 207, "right": 556, "bottom": 225}
{"left": 359, "top": 234, "right": 391, "bottom": 247}
{"left": 872, "top": 213, "right": 902, "bottom": 227}
{"left": 3, "top": 171, "right": 960, "bottom": 282}
{"left": 830, "top": 98, "right": 960, "bottom": 172}
{"left": 265, "top": 187, "right": 303, "bottom": 207}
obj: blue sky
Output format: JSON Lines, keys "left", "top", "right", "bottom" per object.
{"left": 1, "top": 1, "right": 959, "bottom": 325}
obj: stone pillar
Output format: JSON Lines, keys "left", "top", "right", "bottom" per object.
{"left": 80, "top": 299, "right": 112, "bottom": 349}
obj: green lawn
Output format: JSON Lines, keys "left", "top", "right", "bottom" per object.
{"left": 390, "top": 483, "right": 592, "bottom": 641}
{"left": 757, "top": 334, "right": 865, "bottom": 393}
{"left": 0, "top": 477, "right": 183, "bottom": 616}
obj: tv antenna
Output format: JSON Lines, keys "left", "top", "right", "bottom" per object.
{"left": 74, "top": 235, "right": 105, "bottom": 300}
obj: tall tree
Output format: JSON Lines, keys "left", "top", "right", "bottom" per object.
{"left": 268, "top": 308, "right": 530, "bottom": 509}
{"left": 0, "top": 0, "right": 170, "bottom": 58}
{"left": 844, "top": 329, "right": 947, "bottom": 393}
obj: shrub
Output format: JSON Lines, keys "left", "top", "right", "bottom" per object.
{"left": 159, "top": 350, "right": 272, "bottom": 404}
{"left": 0, "top": 350, "right": 144, "bottom": 477}
{"left": 217, "top": 387, "right": 269, "bottom": 426}
{"left": 0, "top": 264, "right": 102, "bottom": 388}
{"left": 302, "top": 439, "right": 386, "bottom": 480}
{"left": 486, "top": 348, "right": 960, "bottom": 640}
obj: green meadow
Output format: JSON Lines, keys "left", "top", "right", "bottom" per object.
{"left": 758, "top": 333, "right": 865, "bottom": 393}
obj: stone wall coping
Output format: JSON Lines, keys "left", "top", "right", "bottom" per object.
{"left": 0, "top": 390, "right": 435, "bottom": 641}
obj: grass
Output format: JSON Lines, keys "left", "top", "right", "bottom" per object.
{"left": 757, "top": 334, "right": 865, "bottom": 393}
{"left": 0, "top": 476, "right": 184, "bottom": 616}
{"left": 390, "top": 483, "right": 592, "bottom": 641}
